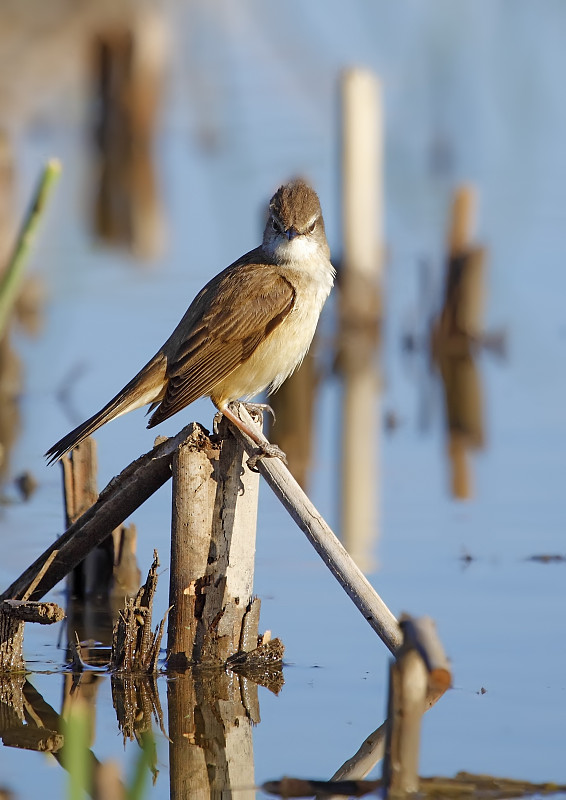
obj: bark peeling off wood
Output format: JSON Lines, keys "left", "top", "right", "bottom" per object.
{"left": 1, "top": 600, "right": 65, "bottom": 625}
{"left": 110, "top": 551, "right": 166, "bottom": 674}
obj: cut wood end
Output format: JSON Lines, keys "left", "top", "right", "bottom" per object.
{"left": 429, "top": 667, "right": 452, "bottom": 693}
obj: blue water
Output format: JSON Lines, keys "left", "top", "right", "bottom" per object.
{"left": 0, "top": 1, "right": 565, "bottom": 797}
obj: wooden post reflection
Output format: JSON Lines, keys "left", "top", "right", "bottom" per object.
{"left": 338, "top": 68, "right": 383, "bottom": 571}
{"left": 432, "top": 186, "right": 485, "bottom": 499}
{"left": 92, "top": 11, "right": 167, "bottom": 260}
{"left": 268, "top": 348, "right": 316, "bottom": 489}
{"left": 168, "top": 670, "right": 256, "bottom": 800}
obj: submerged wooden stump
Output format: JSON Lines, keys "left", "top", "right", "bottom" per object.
{"left": 0, "top": 599, "right": 65, "bottom": 673}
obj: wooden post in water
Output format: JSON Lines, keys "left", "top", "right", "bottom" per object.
{"left": 382, "top": 615, "right": 452, "bottom": 797}
{"left": 92, "top": 10, "right": 167, "bottom": 260}
{"left": 167, "top": 419, "right": 263, "bottom": 800}
{"left": 62, "top": 439, "right": 105, "bottom": 600}
{"left": 62, "top": 438, "right": 140, "bottom": 603}
{"left": 167, "top": 417, "right": 261, "bottom": 669}
{"left": 339, "top": 68, "right": 383, "bottom": 572}
{"left": 432, "top": 185, "right": 486, "bottom": 500}
{"left": 166, "top": 424, "right": 219, "bottom": 670}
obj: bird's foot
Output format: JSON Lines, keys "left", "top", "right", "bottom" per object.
{"left": 239, "top": 401, "right": 276, "bottom": 423}
{"left": 214, "top": 402, "right": 273, "bottom": 433}
{"left": 213, "top": 410, "right": 224, "bottom": 435}
{"left": 247, "top": 443, "right": 288, "bottom": 472}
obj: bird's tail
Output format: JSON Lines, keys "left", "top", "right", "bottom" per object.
{"left": 45, "top": 354, "right": 167, "bottom": 464}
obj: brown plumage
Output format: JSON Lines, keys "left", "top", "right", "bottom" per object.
{"left": 45, "top": 179, "right": 334, "bottom": 464}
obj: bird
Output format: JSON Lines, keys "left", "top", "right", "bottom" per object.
{"left": 45, "top": 179, "right": 335, "bottom": 466}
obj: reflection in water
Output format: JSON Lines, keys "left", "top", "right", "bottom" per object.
{"left": 0, "top": 666, "right": 269, "bottom": 798}
{"left": 431, "top": 186, "right": 487, "bottom": 500}
{"left": 335, "top": 312, "right": 381, "bottom": 574}
{"left": 269, "top": 349, "right": 317, "bottom": 490}
{"left": 405, "top": 186, "right": 498, "bottom": 501}
{"left": 435, "top": 348, "right": 484, "bottom": 499}
{"left": 92, "top": 11, "right": 168, "bottom": 260}
{"left": 335, "top": 68, "right": 383, "bottom": 573}
{"left": 168, "top": 670, "right": 257, "bottom": 800}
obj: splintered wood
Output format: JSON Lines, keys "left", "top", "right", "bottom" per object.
{"left": 0, "top": 594, "right": 64, "bottom": 673}
{"left": 110, "top": 551, "right": 167, "bottom": 674}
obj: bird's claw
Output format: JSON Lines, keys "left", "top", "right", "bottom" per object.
{"left": 246, "top": 443, "right": 288, "bottom": 472}
{"left": 213, "top": 411, "right": 224, "bottom": 435}
{"left": 240, "top": 401, "right": 276, "bottom": 424}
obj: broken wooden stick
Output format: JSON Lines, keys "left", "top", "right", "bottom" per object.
{"left": 383, "top": 615, "right": 452, "bottom": 796}
{"left": 0, "top": 423, "right": 199, "bottom": 603}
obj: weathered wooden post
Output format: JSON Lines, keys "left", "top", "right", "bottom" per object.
{"left": 0, "top": 552, "right": 65, "bottom": 674}
{"left": 167, "top": 417, "right": 262, "bottom": 668}
{"left": 62, "top": 438, "right": 141, "bottom": 602}
{"left": 338, "top": 67, "right": 383, "bottom": 572}
{"left": 382, "top": 615, "right": 451, "bottom": 797}
{"left": 432, "top": 185, "right": 486, "bottom": 500}
{"left": 62, "top": 439, "right": 105, "bottom": 600}
{"left": 92, "top": 10, "right": 167, "bottom": 260}
{"left": 167, "top": 417, "right": 266, "bottom": 800}
{"left": 268, "top": 349, "right": 316, "bottom": 489}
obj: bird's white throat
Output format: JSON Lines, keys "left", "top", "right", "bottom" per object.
{"left": 267, "top": 233, "right": 326, "bottom": 266}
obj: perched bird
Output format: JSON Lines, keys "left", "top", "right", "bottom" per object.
{"left": 46, "top": 179, "right": 335, "bottom": 465}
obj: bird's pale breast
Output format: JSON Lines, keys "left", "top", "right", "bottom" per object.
{"left": 211, "top": 257, "right": 333, "bottom": 405}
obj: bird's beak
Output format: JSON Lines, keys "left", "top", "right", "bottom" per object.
{"left": 285, "top": 226, "right": 300, "bottom": 240}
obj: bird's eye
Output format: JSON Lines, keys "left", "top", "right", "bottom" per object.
{"left": 271, "top": 217, "right": 281, "bottom": 233}
{"left": 308, "top": 220, "right": 316, "bottom": 234}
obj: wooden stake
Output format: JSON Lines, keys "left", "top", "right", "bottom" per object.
{"left": 201, "top": 415, "right": 261, "bottom": 663}
{"left": 167, "top": 417, "right": 261, "bottom": 668}
{"left": 341, "top": 68, "right": 383, "bottom": 294}
{"left": 92, "top": 12, "right": 166, "bottom": 260}
{"left": 339, "top": 67, "right": 383, "bottom": 573}
{"left": 383, "top": 615, "right": 452, "bottom": 796}
{"left": 61, "top": 439, "right": 112, "bottom": 600}
{"left": 432, "top": 185, "right": 486, "bottom": 499}
{"left": 167, "top": 424, "right": 219, "bottom": 669}
{"left": 383, "top": 651, "right": 428, "bottom": 796}
{"left": 0, "top": 600, "right": 64, "bottom": 673}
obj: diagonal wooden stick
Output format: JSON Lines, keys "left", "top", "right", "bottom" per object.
{"left": 0, "top": 423, "right": 208, "bottom": 603}
{"left": 227, "top": 405, "right": 402, "bottom": 656}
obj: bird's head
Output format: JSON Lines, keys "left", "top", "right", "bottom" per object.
{"left": 263, "top": 179, "right": 330, "bottom": 264}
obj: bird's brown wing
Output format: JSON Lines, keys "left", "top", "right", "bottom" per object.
{"left": 147, "top": 259, "right": 295, "bottom": 427}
